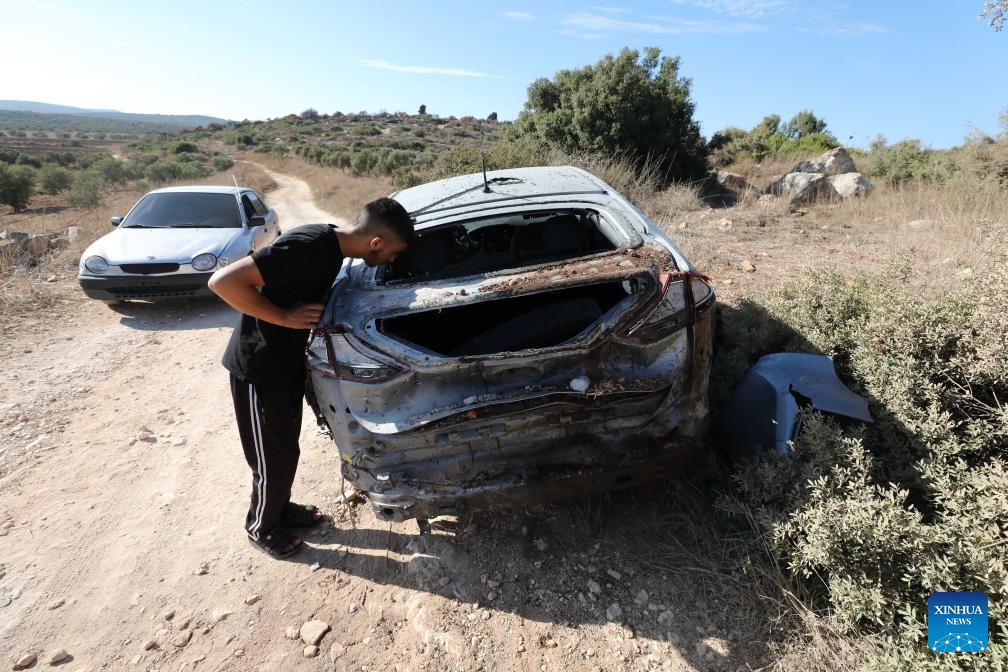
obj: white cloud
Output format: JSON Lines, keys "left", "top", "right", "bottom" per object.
{"left": 672, "top": 0, "right": 790, "bottom": 19}
{"left": 359, "top": 59, "right": 504, "bottom": 78}
{"left": 562, "top": 12, "right": 765, "bottom": 35}
{"left": 502, "top": 11, "right": 535, "bottom": 21}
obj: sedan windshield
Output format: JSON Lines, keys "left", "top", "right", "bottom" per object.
{"left": 121, "top": 192, "right": 242, "bottom": 229}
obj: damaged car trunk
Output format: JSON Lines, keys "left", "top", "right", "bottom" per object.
{"left": 305, "top": 166, "right": 717, "bottom": 523}
{"left": 381, "top": 281, "right": 631, "bottom": 357}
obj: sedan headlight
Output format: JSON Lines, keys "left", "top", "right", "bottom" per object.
{"left": 84, "top": 255, "right": 109, "bottom": 274}
{"left": 191, "top": 253, "right": 217, "bottom": 272}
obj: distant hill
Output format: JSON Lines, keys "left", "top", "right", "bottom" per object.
{"left": 0, "top": 100, "right": 230, "bottom": 128}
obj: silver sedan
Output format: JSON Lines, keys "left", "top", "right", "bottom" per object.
{"left": 78, "top": 186, "right": 279, "bottom": 302}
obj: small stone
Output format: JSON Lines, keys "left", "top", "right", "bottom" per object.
{"left": 303, "top": 645, "right": 319, "bottom": 658}
{"left": 193, "top": 563, "right": 209, "bottom": 576}
{"left": 172, "top": 437, "right": 187, "bottom": 446}
{"left": 300, "top": 619, "right": 330, "bottom": 645}
{"left": 569, "top": 376, "right": 590, "bottom": 393}
{"left": 49, "top": 598, "right": 65, "bottom": 610}
{"left": 46, "top": 275, "right": 57, "bottom": 283}
{"left": 309, "top": 562, "right": 321, "bottom": 572}
{"left": 606, "top": 603, "right": 623, "bottom": 621}
{"left": 233, "top": 648, "right": 245, "bottom": 658}
{"left": 143, "top": 639, "right": 157, "bottom": 651}
{"left": 285, "top": 625, "right": 299, "bottom": 640}
{"left": 487, "top": 591, "right": 497, "bottom": 601}
{"left": 623, "top": 625, "right": 636, "bottom": 639}
{"left": 164, "top": 609, "right": 175, "bottom": 620}
{"left": 329, "top": 642, "right": 347, "bottom": 661}
{"left": 586, "top": 579, "right": 601, "bottom": 594}
{"left": 349, "top": 603, "right": 358, "bottom": 614}
{"left": 211, "top": 608, "right": 231, "bottom": 624}
{"left": 14, "top": 653, "right": 37, "bottom": 669}
{"left": 741, "top": 259, "right": 756, "bottom": 272}
{"left": 486, "top": 579, "right": 500, "bottom": 589}
{"left": 49, "top": 648, "right": 70, "bottom": 664}
{"left": 244, "top": 594, "right": 261, "bottom": 606}
{"left": 695, "top": 641, "right": 709, "bottom": 657}
{"left": 138, "top": 430, "right": 154, "bottom": 442}
{"left": 516, "top": 643, "right": 526, "bottom": 653}
{"left": 658, "top": 610, "right": 675, "bottom": 627}
{"left": 131, "top": 654, "right": 142, "bottom": 665}
{"left": 635, "top": 590, "right": 649, "bottom": 605}
{"left": 172, "top": 629, "right": 192, "bottom": 647}
{"left": 606, "top": 569, "right": 621, "bottom": 580}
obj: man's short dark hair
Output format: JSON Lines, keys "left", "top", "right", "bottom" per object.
{"left": 359, "top": 197, "right": 414, "bottom": 245}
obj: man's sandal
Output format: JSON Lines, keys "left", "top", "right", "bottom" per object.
{"left": 280, "top": 502, "right": 326, "bottom": 528}
{"left": 247, "top": 528, "right": 303, "bottom": 558}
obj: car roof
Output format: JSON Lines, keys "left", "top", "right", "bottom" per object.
{"left": 391, "top": 166, "right": 612, "bottom": 220}
{"left": 148, "top": 185, "right": 247, "bottom": 195}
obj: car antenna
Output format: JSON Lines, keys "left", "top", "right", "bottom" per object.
{"left": 481, "top": 157, "right": 491, "bottom": 193}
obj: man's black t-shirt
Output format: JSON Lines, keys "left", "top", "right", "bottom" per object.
{"left": 222, "top": 224, "right": 343, "bottom": 389}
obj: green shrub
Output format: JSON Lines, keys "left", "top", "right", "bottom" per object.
{"left": 0, "top": 164, "right": 36, "bottom": 211}
{"left": 716, "top": 265, "right": 1008, "bottom": 667}
{"left": 866, "top": 140, "right": 938, "bottom": 186}
{"left": 143, "top": 160, "right": 181, "bottom": 184}
{"left": 212, "top": 155, "right": 235, "bottom": 171}
{"left": 172, "top": 141, "right": 199, "bottom": 154}
{"left": 177, "top": 160, "right": 211, "bottom": 180}
{"left": 92, "top": 157, "right": 128, "bottom": 184}
{"left": 67, "top": 170, "right": 106, "bottom": 208}
{"left": 38, "top": 164, "right": 72, "bottom": 194}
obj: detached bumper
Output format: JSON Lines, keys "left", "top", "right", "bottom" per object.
{"left": 78, "top": 272, "right": 215, "bottom": 300}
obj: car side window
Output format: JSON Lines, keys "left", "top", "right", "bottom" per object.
{"left": 240, "top": 195, "right": 257, "bottom": 221}
{"left": 247, "top": 193, "right": 269, "bottom": 216}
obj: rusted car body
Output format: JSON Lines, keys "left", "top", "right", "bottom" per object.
{"left": 306, "top": 166, "right": 715, "bottom": 522}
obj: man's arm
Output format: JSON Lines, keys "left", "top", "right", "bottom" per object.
{"left": 208, "top": 256, "right": 323, "bottom": 329}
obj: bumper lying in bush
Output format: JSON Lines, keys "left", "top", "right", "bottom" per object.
{"left": 77, "top": 272, "right": 215, "bottom": 300}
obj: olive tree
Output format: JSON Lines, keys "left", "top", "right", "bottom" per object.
{"left": 981, "top": 1, "right": 1006, "bottom": 30}
{"left": 508, "top": 47, "right": 708, "bottom": 184}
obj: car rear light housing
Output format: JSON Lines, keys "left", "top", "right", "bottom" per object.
{"left": 307, "top": 327, "right": 405, "bottom": 383}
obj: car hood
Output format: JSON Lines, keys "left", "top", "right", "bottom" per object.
{"left": 87, "top": 227, "right": 242, "bottom": 264}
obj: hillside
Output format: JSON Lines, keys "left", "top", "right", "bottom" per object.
{"left": 0, "top": 101, "right": 230, "bottom": 138}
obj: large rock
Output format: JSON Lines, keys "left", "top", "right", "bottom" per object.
{"left": 300, "top": 620, "right": 330, "bottom": 646}
{"left": 715, "top": 171, "right": 755, "bottom": 194}
{"left": 790, "top": 147, "right": 857, "bottom": 176}
{"left": 827, "top": 172, "right": 874, "bottom": 198}
{"left": 24, "top": 234, "right": 51, "bottom": 256}
{"left": 766, "top": 172, "right": 838, "bottom": 208}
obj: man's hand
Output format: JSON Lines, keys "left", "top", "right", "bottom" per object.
{"left": 283, "top": 303, "right": 324, "bottom": 329}
{"left": 209, "top": 257, "right": 324, "bottom": 329}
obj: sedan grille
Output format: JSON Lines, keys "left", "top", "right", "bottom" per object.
{"left": 120, "top": 263, "right": 180, "bottom": 275}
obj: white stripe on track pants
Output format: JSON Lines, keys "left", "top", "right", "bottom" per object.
{"left": 229, "top": 374, "right": 304, "bottom": 538}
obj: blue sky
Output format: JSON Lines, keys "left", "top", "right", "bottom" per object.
{"left": 1, "top": 0, "right": 1005, "bottom": 148}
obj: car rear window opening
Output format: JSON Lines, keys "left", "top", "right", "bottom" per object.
{"left": 381, "top": 209, "right": 620, "bottom": 284}
{"left": 379, "top": 281, "right": 631, "bottom": 357}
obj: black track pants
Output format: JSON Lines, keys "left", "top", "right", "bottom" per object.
{"left": 229, "top": 375, "right": 304, "bottom": 537}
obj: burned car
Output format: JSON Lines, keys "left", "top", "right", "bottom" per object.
{"left": 306, "top": 166, "right": 716, "bottom": 523}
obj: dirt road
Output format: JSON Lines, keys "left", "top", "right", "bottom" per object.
{"left": 0, "top": 172, "right": 763, "bottom": 671}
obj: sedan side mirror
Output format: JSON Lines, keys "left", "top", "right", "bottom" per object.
{"left": 249, "top": 216, "right": 266, "bottom": 227}
{"left": 111, "top": 216, "right": 123, "bottom": 227}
